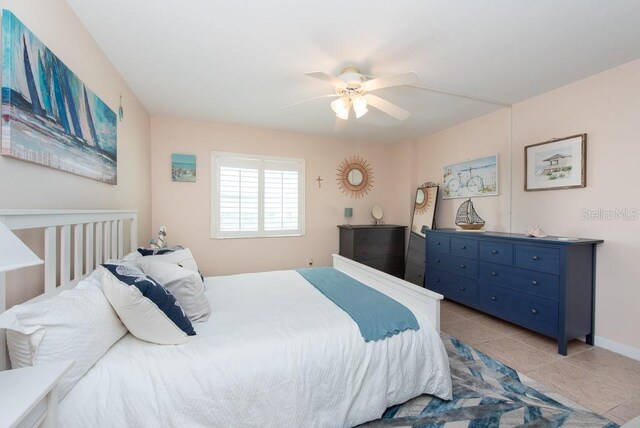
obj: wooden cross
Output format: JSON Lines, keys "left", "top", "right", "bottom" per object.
{"left": 316, "top": 176, "right": 323, "bottom": 188}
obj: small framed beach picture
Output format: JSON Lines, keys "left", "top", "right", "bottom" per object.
{"left": 525, "top": 134, "right": 586, "bottom": 191}
{"left": 171, "top": 153, "right": 196, "bottom": 182}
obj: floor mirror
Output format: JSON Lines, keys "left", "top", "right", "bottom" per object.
{"left": 404, "top": 182, "right": 439, "bottom": 286}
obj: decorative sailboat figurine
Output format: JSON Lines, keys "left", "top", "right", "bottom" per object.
{"left": 455, "top": 199, "right": 486, "bottom": 231}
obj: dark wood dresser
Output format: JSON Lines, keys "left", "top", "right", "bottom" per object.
{"left": 425, "top": 229, "right": 603, "bottom": 355}
{"left": 338, "top": 225, "right": 406, "bottom": 277}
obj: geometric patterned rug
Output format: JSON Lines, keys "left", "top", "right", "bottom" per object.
{"left": 360, "top": 333, "right": 619, "bottom": 428}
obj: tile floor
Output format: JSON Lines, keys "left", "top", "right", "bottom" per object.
{"left": 440, "top": 299, "right": 640, "bottom": 425}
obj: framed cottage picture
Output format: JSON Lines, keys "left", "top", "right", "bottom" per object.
{"left": 443, "top": 154, "right": 498, "bottom": 199}
{"left": 525, "top": 134, "right": 586, "bottom": 191}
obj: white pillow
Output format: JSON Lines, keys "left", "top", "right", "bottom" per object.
{"left": 75, "top": 267, "right": 105, "bottom": 290}
{"left": 99, "top": 263, "right": 196, "bottom": 345}
{"left": 0, "top": 288, "right": 127, "bottom": 400}
{"left": 136, "top": 248, "right": 200, "bottom": 273}
{"left": 122, "top": 250, "right": 142, "bottom": 262}
{"left": 138, "top": 258, "right": 211, "bottom": 322}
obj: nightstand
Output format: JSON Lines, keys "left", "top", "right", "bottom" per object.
{"left": 0, "top": 360, "right": 72, "bottom": 428}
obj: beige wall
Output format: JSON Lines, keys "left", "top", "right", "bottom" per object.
{"left": 415, "top": 109, "right": 512, "bottom": 231}
{"left": 151, "top": 117, "right": 412, "bottom": 276}
{"left": 0, "top": 1, "right": 151, "bottom": 306}
{"left": 415, "top": 58, "right": 640, "bottom": 355}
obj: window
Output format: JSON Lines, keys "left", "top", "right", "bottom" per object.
{"left": 211, "top": 152, "right": 305, "bottom": 238}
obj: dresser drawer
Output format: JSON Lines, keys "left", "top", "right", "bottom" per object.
{"left": 354, "top": 243, "right": 402, "bottom": 259}
{"left": 450, "top": 237, "right": 478, "bottom": 259}
{"left": 479, "top": 282, "right": 558, "bottom": 337}
{"left": 479, "top": 241, "right": 513, "bottom": 265}
{"left": 427, "top": 235, "right": 450, "bottom": 253}
{"left": 427, "top": 253, "right": 477, "bottom": 279}
{"left": 515, "top": 245, "right": 560, "bottom": 274}
{"left": 447, "top": 275, "right": 478, "bottom": 307}
{"left": 425, "top": 268, "right": 449, "bottom": 295}
{"left": 354, "top": 228, "right": 403, "bottom": 245}
{"left": 425, "top": 268, "right": 478, "bottom": 306}
{"left": 479, "top": 262, "right": 559, "bottom": 300}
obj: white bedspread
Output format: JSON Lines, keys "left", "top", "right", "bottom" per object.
{"left": 59, "top": 270, "right": 452, "bottom": 427}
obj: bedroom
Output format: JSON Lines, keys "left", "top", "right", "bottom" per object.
{"left": 0, "top": 0, "right": 639, "bottom": 427}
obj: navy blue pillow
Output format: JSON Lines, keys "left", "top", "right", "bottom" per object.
{"left": 102, "top": 263, "right": 195, "bottom": 336}
{"left": 137, "top": 247, "right": 177, "bottom": 256}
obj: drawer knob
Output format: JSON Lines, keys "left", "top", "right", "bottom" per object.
{"left": 436, "top": 242, "right": 441, "bottom": 246}
{"left": 531, "top": 308, "right": 538, "bottom": 315}
{"left": 490, "top": 296, "right": 497, "bottom": 301}
{"left": 491, "top": 271, "right": 497, "bottom": 276}
{"left": 532, "top": 255, "right": 540, "bottom": 261}
{"left": 531, "top": 280, "right": 538, "bottom": 286}
{"left": 435, "top": 258, "right": 440, "bottom": 263}
{"left": 491, "top": 250, "right": 498, "bottom": 255}
{"left": 460, "top": 264, "right": 466, "bottom": 269}
{"left": 459, "top": 286, "right": 465, "bottom": 291}
{"left": 435, "top": 278, "right": 440, "bottom": 283}
{"left": 460, "top": 245, "right": 466, "bottom": 249}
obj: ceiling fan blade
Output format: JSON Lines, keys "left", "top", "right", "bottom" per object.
{"left": 334, "top": 117, "right": 347, "bottom": 132}
{"left": 305, "top": 71, "right": 346, "bottom": 88}
{"left": 364, "top": 94, "right": 411, "bottom": 121}
{"left": 280, "top": 94, "right": 338, "bottom": 110}
{"left": 362, "top": 72, "right": 420, "bottom": 92}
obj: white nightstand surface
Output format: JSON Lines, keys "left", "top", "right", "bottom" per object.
{"left": 0, "top": 361, "right": 72, "bottom": 428}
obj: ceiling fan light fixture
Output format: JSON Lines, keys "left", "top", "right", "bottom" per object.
{"left": 331, "top": 97, "right": 350, "bottom": 120}
{"left": 352, "top": 96, "right": 368, "bottom": 119}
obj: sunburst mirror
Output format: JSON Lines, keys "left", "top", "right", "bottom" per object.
{"left": 336, "top": 156, "right": 374, "bottom": 199}
{"left": 411, "top": 182, "right": 439, "bottom": 236}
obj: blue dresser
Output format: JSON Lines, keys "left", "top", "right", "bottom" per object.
{"left": 425, "top": 229, "right": 603, "bottom": 355}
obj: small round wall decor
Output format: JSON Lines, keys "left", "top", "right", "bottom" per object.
{"left": 336, "top": 155, "right": 374, "bottom": 199}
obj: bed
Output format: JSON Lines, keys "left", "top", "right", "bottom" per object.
{"left": 0, "top": 210, "right": 452, "bottom": 427}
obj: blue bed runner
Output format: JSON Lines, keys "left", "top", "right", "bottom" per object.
{"left": 296, "top": 267, "right": 419, "bottom": 342}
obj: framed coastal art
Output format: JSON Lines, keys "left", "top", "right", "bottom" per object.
{"left": 443, "top": 154, "right": 498, "bottom": 199}
{"left": 525, "top": 134, "right": 586, "bottom": 191}
{"left": 1, "top": 10, "right": 117, "bottom": 184}
{"left": 171, "top": 153, "right": 196, "bottom": 182}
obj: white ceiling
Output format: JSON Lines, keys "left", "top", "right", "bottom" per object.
{"left": 66, "top": 0, "right": 640, "bottom": 143}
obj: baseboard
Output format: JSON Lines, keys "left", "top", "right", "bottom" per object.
{"left": 592, "top": 335, "right": 640, "bottom": 362}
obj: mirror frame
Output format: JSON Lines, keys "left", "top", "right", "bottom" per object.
{"left": 410, "top": 182, "right": 439, "bottom": 236}
{"left": 337, "top": 156, "right": 374, "bottom": 199}
{"left": 371, "top": 204, "right": 384, "bottom": 225}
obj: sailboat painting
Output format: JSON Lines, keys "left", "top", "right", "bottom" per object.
{"left": 1, "top": 10, "right": 117, "bottom": 184}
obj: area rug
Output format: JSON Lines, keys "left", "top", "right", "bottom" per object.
{"left": 361, "top": 333, "right": 618, "bottom": 427}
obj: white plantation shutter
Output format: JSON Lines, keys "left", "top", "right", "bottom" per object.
{"left": 212, "top": 152, "right": 305, "bottom": 238}
{"left": 219, "top": 166, "right": 259, "bottom": 232}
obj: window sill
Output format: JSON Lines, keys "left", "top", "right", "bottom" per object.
{"left": 212, "top": 232, "right": 305, "bottom": 240}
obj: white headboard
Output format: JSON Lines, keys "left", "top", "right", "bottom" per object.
{"left": 0, "top": 209, "right": 138, "bottom": 371}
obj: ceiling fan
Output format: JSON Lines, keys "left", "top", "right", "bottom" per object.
{"left": 282, "top": 67, "right": 420, "bottom": 128}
